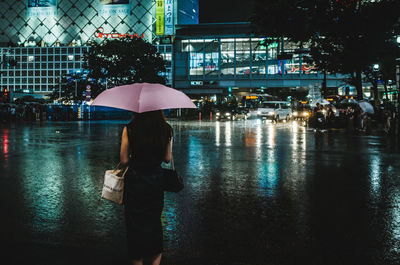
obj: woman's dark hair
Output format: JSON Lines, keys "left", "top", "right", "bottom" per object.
{"left": 127, "top": 110, "right": 173, "bottom": 166}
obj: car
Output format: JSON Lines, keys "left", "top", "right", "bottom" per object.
{"left": 257, "top": 101, "right": 292, "bottom": 121}
{"left": 215, "top": 106, "right": 249, "bottom": 121}
{"left": 292, "top": 105, "right": 312, "bottom": 121}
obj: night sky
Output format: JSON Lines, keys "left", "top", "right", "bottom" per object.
{"left": 199, "top": 0, "right": 255, "bottom": 23}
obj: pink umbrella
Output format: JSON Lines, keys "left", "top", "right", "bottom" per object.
{"left": 91, "top": 83, "right": 197, "bottom": 113}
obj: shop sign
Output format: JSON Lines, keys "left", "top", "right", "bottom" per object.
{"left": 94, "top": 28, "right": 144, "bottom": 39}
{"left": 164, "top": 0, "right": 174, "bottom": 35}
{"left": 156, "top": 0, "right": 164, "bottom": 35}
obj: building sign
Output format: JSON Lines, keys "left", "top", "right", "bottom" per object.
{"left": 27, "top": 0, "right": 57, "bottom": 18}
{"left": 99, "top": 0, "right": 130, "bottom": 16}
{"left": 156, "top": 0, "right": 164, "bottom": 36}
{"left": 94, "top": 27, "right": 144, "bottom": 39}
{"left": 190, "top": 81, "right": 203, "bottom": 86}
{"left": 164, "top": 0, "right": 174, "bottom": 35}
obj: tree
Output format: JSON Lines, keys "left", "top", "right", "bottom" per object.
{"left": 251, "top": 0, "right": 400, "bottom": 101}
{"left": 83, "top": 37, "right": 167, "bottom": 95}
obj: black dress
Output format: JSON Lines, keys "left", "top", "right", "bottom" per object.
{"left": 123, "top": 125, "right": 168, "bottom": 260}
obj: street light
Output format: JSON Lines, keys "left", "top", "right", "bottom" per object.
{"left": 373, "top": 64, "right": 380, "bottom": 71}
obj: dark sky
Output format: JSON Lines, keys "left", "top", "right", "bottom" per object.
{"left": 199, "top": 0, "right": 254, "bottom": 23}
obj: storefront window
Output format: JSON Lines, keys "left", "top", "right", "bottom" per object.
{"left": 188, "top": 39, "right": 204, "bottom": 76}
{"left": 221, "top": 38, "right": 234, "bottom": 76}
{"left": 251, "top": 38, "right": 266, "bottom": 76}
{"left": 267, "top": 42, "right": 279, "bottom": 74}
{"left": 235, "top": 38, "right": 251, "bottom": 76}
{"left": 204, "top": 39, "right": 219, "bottom": 76}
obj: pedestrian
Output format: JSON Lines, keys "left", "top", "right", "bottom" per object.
{"left": 120, "top": 110, "right": 173, "bottom": 265}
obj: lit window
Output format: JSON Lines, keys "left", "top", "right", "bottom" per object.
{"left": 28, "top": 56, "right": 34, "bottom": 61}
{"left": 68, "top": 55, "right": 74, "bottom": 61}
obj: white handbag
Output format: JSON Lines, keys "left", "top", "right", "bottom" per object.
{"left": 101, "top": 163, "right": 129, "bottom": 205}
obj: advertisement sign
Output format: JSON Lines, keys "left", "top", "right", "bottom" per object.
{"left": 99, "top": 0, "right": 130, "bottom": 16}
{"left": 155, "top": 0, "right": 164, "bottom": 36}
{"left": 27, "top": 0, "right": 57, "bottom": 18}
{"left": 164, "top": 0, "right": 174, "bottom": 35}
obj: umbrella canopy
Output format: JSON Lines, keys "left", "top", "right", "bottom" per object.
{"left": 358, "top": 101, "right": 374, "bottom": 114}
{"left": 340, "top": 98, "right": 358, "bottom": 104}
{"left": 92, "top": 83, "right": 197, "bottom": 113}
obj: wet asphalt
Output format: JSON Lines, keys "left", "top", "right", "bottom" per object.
{"left": 1, "top": 119, "right": 400, "bottom": 265}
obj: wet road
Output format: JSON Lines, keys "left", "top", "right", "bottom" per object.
{"left": 1, "top": 120, "right": 400, "bottom": 265}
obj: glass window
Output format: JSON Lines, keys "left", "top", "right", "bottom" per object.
{"left": 21, "top": 49, "right": 27, "bottom": 55}
{"left": 54, "top": 48, "right": 60, "bottom": 54}
{"left": 252, "top": 38, "right": 266, "bottom": 76}
{"left": 35, "top": 55, "right": 40, "bottom": 61}
{"left": 204, "top": 39, "right": 219, "bottom": 76}
{"left": 68, "top": 63, "right": 74, "bottom": 68}
{"left": 15, "top": 78, "right": 20, "bottom": 83}
{"left": 62, "top": 48, "right": 67, "bottom": 54}
{"left": 15, "top": 71, "right": 20, "bottom": 76}
{"left": 221, "top": 38, "right": 235, "bottom": 76}
{"left": 48, "top": 55, "right": 54, "bottom": 61}
{"left": 28, "top": 78, "right": 34, "bottom": 84}
{"left": 61, "top": 63, "right": 67, "bottom": 69}
{"left": 9, "top": 71, "right": 14, "bottom": 77}
{"left": 61, "top": 55, "right": 67, "bottom": 61}
{"left": 41, "top": 55, "right": 47, "bottom": 61}
{"left": 48, "top": 62, "right": 54, "bottom": 68}
{"left": 35, "top": 63, "right": 40, "bottom": 68}
{"left": 188, "top": 39, "right": 204, "bottom": 76}
{"left": 28, "top": 48, "right": 34, "bottom": 55}
{"left": 35, "top": 78, "right": 40, "bottom": 83}
{"left": 48, "top": 70, "right": 54, "bottom": 76}
{"left": 55, "top": 63, "right": 60, "bottom": 68}
{"left": 236, "top": 38, "right": 251, "bottom": 76}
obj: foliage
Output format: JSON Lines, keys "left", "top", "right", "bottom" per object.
{"left": 251, "top": 0, "right": 400, "bottom": 100}
{"left": 83, "top": 37, "right": 167, "bottom": 89}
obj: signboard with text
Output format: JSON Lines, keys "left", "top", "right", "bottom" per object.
{"left": 156, "top": 0, "right": 164, "bottom": 35}
{"left": 164, "top": 0, "right": 174, "bottom": 35}
{"left": 99, "top": 0, "right": 130, "bottom": 16}
{"left": 27, "top": 0, "right": 57, "bottom": 18}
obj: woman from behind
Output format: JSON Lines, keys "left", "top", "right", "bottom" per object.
{"left": 120, "top": 110, "right": 173, "bottom": 265}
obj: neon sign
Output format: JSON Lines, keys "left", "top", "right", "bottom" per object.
{"left": 94, "top": 27, "right": 144, "bottom": 39}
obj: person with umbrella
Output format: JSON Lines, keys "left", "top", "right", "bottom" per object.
{"left": 93, "top": 83, "right": 196, "bottom": 265}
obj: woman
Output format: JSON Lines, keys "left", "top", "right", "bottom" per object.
{"left": 120, "top": 110, "right": 173, "bottom": 265}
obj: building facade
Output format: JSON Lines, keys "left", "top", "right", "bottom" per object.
{"left": 0, "top": 0, "right": 197, "bottom": 94}
{"left": 173, "top": 23, "right": 349, "bottom": 97}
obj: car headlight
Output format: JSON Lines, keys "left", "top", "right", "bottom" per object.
{"left": 226, "top": 113, "right": 231, "bottom": 116}
{"left": 216, "top": 112, "right": 220, "bottom": 116}
{"left": 257, "top": 111, "right": 261, "bottom": 114}
{"left": 302, "top": 111, "right": 310, "bottom": 117}
{"left": 293, "top": 111, "right": 298, "bottom": 116}
{"left": 269, "top": 111, "right": 275, "bottom": 115}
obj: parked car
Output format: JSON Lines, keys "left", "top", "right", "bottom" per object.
{"left": 257, "top": 101, "right": 292, "bottom": 121}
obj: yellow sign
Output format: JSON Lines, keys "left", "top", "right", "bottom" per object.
{"left": 156, "top": 0, "right": 164, "bottom": 36}
{"left": 246, "top": 96, "right": 258, "bottom": 100}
